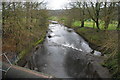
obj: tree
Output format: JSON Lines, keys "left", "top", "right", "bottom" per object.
{"left": 68, "top": 1, "right": 86, "bottom": 27}
{"left": 78, "top": 2, "right": 86, "bottom": 27}
{"left": 117, "top": 1, "right": 120, "bottom": 29}
{"left": 101, "top": 2, "right": 117, "bottom": 29}
{"left": 86, "top": 1, "right": 101, "bottom": 29}
{"left": 2, "top": 1, "right": 48, "bottom": 53}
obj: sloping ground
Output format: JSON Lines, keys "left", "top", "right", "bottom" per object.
{"left": 2, "top": 23, "right": 48, "bottom": 65}
{"left": 73, "top": 27, "right": 120, "bottom": 78}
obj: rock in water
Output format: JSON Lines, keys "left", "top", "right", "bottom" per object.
{"left": 48, "top": 35, "right": 52, "bottom": 38}
{"left": 67, "top": 28, "right": 73, "bottom": 32}
{"left": 93, "top": 51, "right": 101, "bottom": 56}
{"left": 81, "top": 42, "right": 93, "bottom": 53}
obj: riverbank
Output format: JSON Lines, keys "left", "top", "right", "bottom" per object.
{"left": 2, "top": 25, "right": 48, "bottom": 66}
{"left": 16, "top": 33, "right": 47, "bottom": 66}
{"left": 68, "top": 26, "right": 119, "bottom": 78}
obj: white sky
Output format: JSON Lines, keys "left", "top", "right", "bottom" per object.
{"left": 44, "top": 0, "right": 71, "bottom": 10}
{"left": 42, "top": 0, "right": 119, "bottom": 10}
{"left": 1, "top": 0, "right": 119, "bottom": 9}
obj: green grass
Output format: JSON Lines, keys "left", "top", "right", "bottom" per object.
{"left": 48, "top": 16, "right": 59, "bottom": 21}
{"left": 108, "top": 23, "right": 118, "bottom": 30}
{"left": 72, "top": 20, "right": 118, "bottom": 30}
{"left": 33, "top": 37, "right": 44, "bottom": 46}
{"left": 72, "top": 21, "right": 81, "bottom": 27}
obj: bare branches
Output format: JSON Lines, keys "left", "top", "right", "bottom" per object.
{"left": 85, "top": 1, "right": 102, "bottom": 29}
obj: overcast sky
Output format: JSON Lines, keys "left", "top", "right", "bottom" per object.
{"left": 41, "top": 0, "right": 119, "bottom": 10}
{"left": 0, "top": 0, "right": 119, "bottom": 10}
{"left": 44, "top": 0, "right": 71, "bottom": 10}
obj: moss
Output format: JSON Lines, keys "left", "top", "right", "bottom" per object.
{"left": 19, "top": 50, "right": 27, "bottom": 59}
{"left": 15, "top": 33, "right": 46, "bottom": 64}
{"left": 14, "top": 44, "right": 32, "bottom": 63}
{"left": 33, "top": 37, "right": 44, "bottom": 46}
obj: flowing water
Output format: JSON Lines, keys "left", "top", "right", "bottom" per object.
{"left": 29, "top": 21, "right": 102, "bottom": 78}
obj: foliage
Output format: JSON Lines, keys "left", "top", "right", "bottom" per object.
{"left": 2, "top": 2, "right": 48, "bottom": 63}
{"left": 72, "top": 21, "right": 81, "bottom": 27}
{"left": 48, "top": 16, "right": 58, "bottom": 21}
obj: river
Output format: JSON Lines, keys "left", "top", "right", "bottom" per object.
{"left": 28, "top": 21, "right": 104, "bottom": 78}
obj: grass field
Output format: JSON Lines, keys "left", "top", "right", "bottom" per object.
{"left": 72, "top": 20, "right": 118, "bottom": 30}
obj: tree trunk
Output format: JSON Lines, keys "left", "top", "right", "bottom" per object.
{"left": 117, "top": 2, "right": 120, "bottom": 72}
{"left": 13, "top": 2, "right": 16, "bottom": 20}
{"left": 81, "top": 4, "right": 85, "bottom": 28}
{"left": 96, "top": 20, "right": 100, "bottom": 29}
{"left": 96, "top": 2, "right": 100, "bottom": 30}
{"left": 117, "top": 2, "right": 120, "bottom": 29}
{"left": 2, "top": 2, "right": 5, "bottom": 26}
{"left": 117, "top": 21, "right": 120, "bottom": 29}
{"left": 81, "top": 20, "right": 84, "bottom": 27}
{"left": 93, "top": 22, "right": 95, "bottom": 28}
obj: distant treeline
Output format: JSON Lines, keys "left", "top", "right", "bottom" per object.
{"left": 49, "top": 1, "right": 119, "bottom": 30}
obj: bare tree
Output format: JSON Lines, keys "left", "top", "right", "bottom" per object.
{"left": 117, "top": 1, "right": 120, "bottom": 29}
{"left": 2, "top": 2, "right": 48, "bottom": 53}
{"left": 69, "top": 1, "right": 86, "bottom": 27}
{"left": 2, "top": 2, "right": 5, "bottom": 26}
{"left": 101, "top": 2, "right": 117, "bottom": 29}
{"left": 86, "top": 1, "right": 101, "bottom": 29}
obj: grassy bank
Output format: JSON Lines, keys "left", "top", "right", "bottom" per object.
{"left": 3, "top": 24, "right": 48, "bottom": 65}
{"left": 2, "top": 15, "right": 48, "bottom": 62}
{"left": 15, "top": 32, "right": 46, "bottom": 65}
{"left": 73, "top": 27, "right": 119, "bottom": 78}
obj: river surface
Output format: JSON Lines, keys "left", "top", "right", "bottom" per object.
{"left": 30, "top": 22, "right": 101, "bottom": 78}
